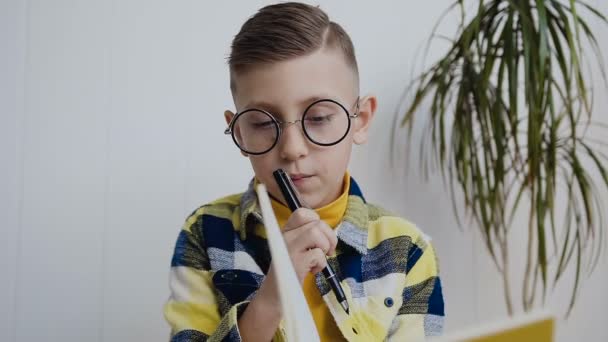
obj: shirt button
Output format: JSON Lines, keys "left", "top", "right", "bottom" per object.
{"left": 384, "top": 297, "right": 394, "bottom": 307}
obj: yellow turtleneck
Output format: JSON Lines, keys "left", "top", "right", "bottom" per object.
{"left": 270, "top": 173, "right": 350, "bottom": 342}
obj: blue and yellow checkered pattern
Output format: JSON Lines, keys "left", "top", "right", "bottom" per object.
{"left": 164, "top": 177, "right": 445, "bottom": 341}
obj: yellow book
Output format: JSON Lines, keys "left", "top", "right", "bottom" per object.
{"left": 431, "top": 311, "right": 554, "bottom": 342}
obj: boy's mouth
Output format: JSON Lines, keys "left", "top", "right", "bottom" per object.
{"left": 289, "top": 173, "right": 313, "bottom": 183}
{"left": 289, "top": 173, "right": 311, "bottom": 180}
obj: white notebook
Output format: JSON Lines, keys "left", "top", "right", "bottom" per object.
{"left": 256, "top": 183, "right": 320, "bottom": 342}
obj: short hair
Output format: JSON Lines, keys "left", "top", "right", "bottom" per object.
{"left": 228, "top": 2, "right": 358, "bottom": 92}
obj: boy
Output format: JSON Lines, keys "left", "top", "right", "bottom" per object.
{"left": 164, "top": 2, "right": 444, "bottom": 341}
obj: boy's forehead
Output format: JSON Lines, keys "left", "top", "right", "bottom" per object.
{"left": 231, "top": 48, "right": 358, "bottom": 110}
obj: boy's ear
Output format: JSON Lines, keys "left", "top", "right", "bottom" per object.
{"left": 353, "top": 95, "right": 377, "bottom": 145}
{"left": 224, "top": 110, "right": 235, "bottom": 126}
{"left": 224, "top": 110, "right": 249, "bottom": 157}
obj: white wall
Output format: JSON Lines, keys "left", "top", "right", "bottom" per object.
{"left": 1, "top": 1, "right": 606, "bottom": 341}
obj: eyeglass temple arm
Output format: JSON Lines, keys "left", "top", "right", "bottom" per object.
{"left": 224, "top": 114, "right": 237, "bottom": 134}
{"left": 349, "top": 96, "right": 360, "bottom": 118}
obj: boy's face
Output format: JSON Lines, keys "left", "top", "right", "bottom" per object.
{"left": 226, "top": 48, "right": 375, "bottom": 209}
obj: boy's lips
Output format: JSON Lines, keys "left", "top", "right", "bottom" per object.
{"left": 289, "top": 173, "right": 312, "bottom": 181}
{"left": 289, "top": 173, "right": 315, "bottom": 186}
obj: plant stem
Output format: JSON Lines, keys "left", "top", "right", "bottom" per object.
{"left": 501, "top": 230, "right": 514, "bottom": 315}
{"left": 522, "top": 188, "right": 535, "bottom": 311}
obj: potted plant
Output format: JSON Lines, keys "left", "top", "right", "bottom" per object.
{"left": 400, "top": 0, "right": 607, "bottom": 316}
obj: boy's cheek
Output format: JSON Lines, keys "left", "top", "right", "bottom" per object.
{"left": 353, "top": 131, "right": 369, "bottom": 145}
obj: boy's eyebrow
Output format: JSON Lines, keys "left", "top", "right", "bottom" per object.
{"left": 244, "top": 95, "right": 336, "bottom": 111}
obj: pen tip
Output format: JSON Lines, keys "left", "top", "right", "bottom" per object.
{"left": 341, "top": 301, "right": 349, "bottom": 315}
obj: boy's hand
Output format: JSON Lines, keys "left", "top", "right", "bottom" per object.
{"left": 252, "top": 208, "right": 337, "bottom": 318}
{"left": 281, "top": 208, "right": 338, "bottom": 284}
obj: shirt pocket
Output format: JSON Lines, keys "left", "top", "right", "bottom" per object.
{"left": 211, "top": 269, "right": 262, "bottom": 306}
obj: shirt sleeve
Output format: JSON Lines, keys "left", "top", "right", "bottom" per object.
{"left": 387, "top": 237, "right": 445, "bottom": 341}
{"left": 163, "top": 214, "right": 249, "bottom": 342}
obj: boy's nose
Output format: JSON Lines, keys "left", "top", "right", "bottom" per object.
{"left": 278, "top": 124, "right": 309, "bottom": 161}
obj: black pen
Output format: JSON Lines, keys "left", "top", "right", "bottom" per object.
{"left": 273, "top": 169, "right": 350, "bottom": 315}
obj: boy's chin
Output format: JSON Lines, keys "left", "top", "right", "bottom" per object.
{"left": 303, "top": 193, "right": 330, "bottom": 210}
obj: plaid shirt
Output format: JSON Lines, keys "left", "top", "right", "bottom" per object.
{"left": 164, "top": 177, "right": 445, "bottom": 341}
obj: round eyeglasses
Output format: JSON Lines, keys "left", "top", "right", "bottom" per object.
{"left": 224, "top": 98, "right": 359, "bottom": 155}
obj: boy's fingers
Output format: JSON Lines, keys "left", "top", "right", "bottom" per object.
{"left": 306, "top": 248, "right": 328, "bottom": 274}
{"left": 283, "top": 208, "right": 319, "bottom": 232}
{"left": 284, "top": 222, "right": 331, "bottom": 254}
{"left": 282, "top": 211, "right": 337, "bottom": 256}
{"left": 316, "top": 221, "right": 338, "bottom": 256}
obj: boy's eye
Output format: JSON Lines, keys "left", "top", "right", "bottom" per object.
{"left": 250, "top": 120, "right": 275, "bottom": 129}
{"left": 305, "top": 113, "right": 335, "bottom": 124}
{"left": 240, "top": 110, "right": 276, "bottom": 130}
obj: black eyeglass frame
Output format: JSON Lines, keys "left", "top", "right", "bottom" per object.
{"left": 224, "top": 97, "right": 360, "bottom": 155}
